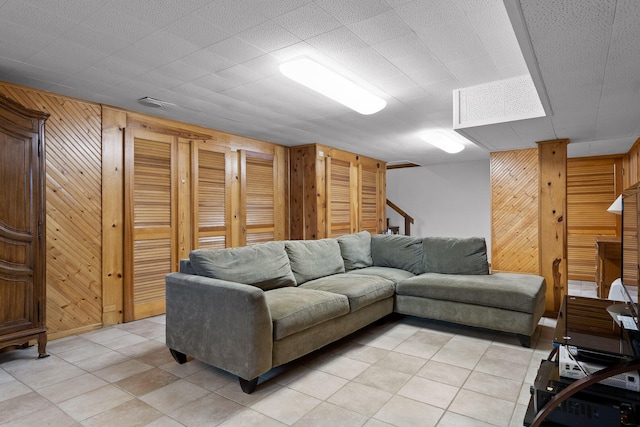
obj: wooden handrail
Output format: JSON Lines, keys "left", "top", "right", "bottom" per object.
{"left": 386, "top": 199, "right": 414, "bottom": 236}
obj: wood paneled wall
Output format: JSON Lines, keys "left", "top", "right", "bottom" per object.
{"left": 490, "top": 148, "right": 539, "bottom": 273}
{"left": 567, "top": 156, "right": 623, "bottom": 281}
{"left": 0, "top": 84, "right": 103, "bottom": 338}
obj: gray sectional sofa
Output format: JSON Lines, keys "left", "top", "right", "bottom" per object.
{"left": 165, "top": 232, "right": 546, "bottom": 393}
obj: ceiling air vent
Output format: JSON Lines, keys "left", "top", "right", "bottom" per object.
{"left": 137, "top": 97, "right": 175, "bottom": 108}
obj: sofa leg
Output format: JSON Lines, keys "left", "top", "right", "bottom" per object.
{"left": 169, "top": 348, "right": 188, "bottom": 364}
{"left": 517, "top": 334, "right": 531, "bottom": 348}
{"left": 239, "top": 377, "right": 258, "bottom": 394}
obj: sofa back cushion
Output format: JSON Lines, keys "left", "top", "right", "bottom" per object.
{"left": 285, "top": 239, "right": 345, "bottom": 285}
{"left": 371, "top": 234, "right": 424, "bottom": 274}
{"left": 423, "top": 236, "right": 489, "bottom": 275}
{"left": 337, "top": 231, "right": 373, "bottom": 271}
{"left": 189, "top": 241, "right": 296, "bottom": 290}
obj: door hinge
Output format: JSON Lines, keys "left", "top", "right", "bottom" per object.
{"left": 38, "top": 221, "right": 42, "bottom": 239}
{"left": 38, "top": 137, "right": 42, "bottom": 157}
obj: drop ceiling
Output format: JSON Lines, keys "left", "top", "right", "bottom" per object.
{"left": 0, "top": 0, "right": 637, "bottom": 165}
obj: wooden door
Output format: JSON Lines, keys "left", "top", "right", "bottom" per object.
{"left": 326, "top": 157, "right": 357, "bottom": 237}
{"left": 193, "top": 142, "right": 232, "bottom": 249}
{"left": 0, "top": 95, "right": 48, "bottom": 356}
{"left": 566, "top": 156, "right": 623, "bottom": 281}
{"left": 240, "top": 150, "right": 278, "bottom": 245}
{"left": 124, "top": 129, "right": 177, "bottom": 321}
{"left": 359, "top": 159, "right": 385, "bottom": 235}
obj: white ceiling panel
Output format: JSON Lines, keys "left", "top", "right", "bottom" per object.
{"left": 0, "top": 0, "right": 636, "bottom": 165}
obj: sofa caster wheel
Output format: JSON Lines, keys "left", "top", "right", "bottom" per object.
{"left": 169, "top": 348, "right": 188, "bottom": 364}
{"left": 239, "top": 377, "right": 258, "bottom": 394}
{"left": 517, "top": 334, "right": 531, "bottom": 348}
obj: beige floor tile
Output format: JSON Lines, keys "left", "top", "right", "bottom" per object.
{"left": 219, "top": 408, "right": 287, "bottom": 426}
{"left": 0, "top": 380, "right": 31, "bottom": 403}
{"left": 100, "top": 333, "right": 149, "bottom": 350}
{"left": 310, "top": 354, "right": 371, "bottom": 380}
{"left": 374, "top": 351, "right": 427, "bottom": 375}
{"left": 437, "top": 411, "right": 495, "bottom": 427}
{"left": 183, "top": 364, "right": 236, "bottom": 392}
{"left": 293, "top": 401, "right": 368, "bottom": 426}
{"left": 159, "top": 358, "right": 209, "bottom": 378}
{"left": 55, "top": 342, "right": 111, "bottom": 364}
{"left": 416, "top": 360, "right": 471, "bottom": 387}
{"left": 443, "top": 335, "right": 491, "bottom": 355}
{"left": 0, "top": 369, "right": 13, "bottom": 384}
{"left": 2, "top": 404, "right": 79, "bottom": 427}
{"left": 37, "top": 372, "right": 107, "bottom": 403}
{"left": 353, "top": 365, "right": 412, "bottom": 393}
{"left": 93, "top": 358, "right": 153, "bottom": 382}
{"left": 362, "top": 419, "right": 394, "bottom": 427}
{"left": 382, "top": 322, "right": 423, "bottom": 340}
{"left": 73, "top": 349, "right": 130, "bottom": 372}
{"left": 144, "top": 416, "right": 184, "bottom": 427}
{"left": 328, "top": 381, "right": 393, "bottom": 417}
{"left": 483, "top": 344, "right": 534, "bottom": 366}
{"left": 374, "top": 394, "right": 444, "bottom": 427}
{"left": 392, "top": 340, "right": 440, "bottom": 360}
{"left": 140, "top": 379, "right": 210, "bottom": 414}
{"left": 449, "top": 389, "right": 515, "bottom": 427}
{"left": 406, "top": 329, "right": 453, "bottom": 346}
{"left": 117, "top": 338, "right": 167, "bottom": 359}
{"left": 117, "top": 319, "right": 166, "bottom": 339}
{"left": 355, "top": 332, "right": 404, "bottom": 350}
{"left": 0, "top": 392, "right": 52, "bottom": 424}
{"left": 474, "top": 356, "right": 527, "bottom": 382}
{"left": 215, "top": 377, "right": 282, "bottom": 406}
{"left": 82, "top": 399, "right": 163, "bottom": 427}
{"left": 251, "top": 387, "right": 321, "bottom": 425}
{"left": 80, "top": 327, "right": 130, "bottom": 344}
{"left": 3, "top": 355, "right": 85, "bottom": 389}
{"left": 430, "top": 347, "right": 483, "bottom": 370}
{"left": 340, "top": 343, "right": 390, "bottom": 364}
{"left": 463, "top": 370, "right": 522, "bottom": 402}
{"left": 46, "top": 335, "right": 95, "bottom": 355}
{"left": 57, "top": 384, "right": 134, "bottom": 422}
{"left": 287, "top": 369, "right": 349, "bottom": 400}
{"left": 115, "top": 367, "right": 180, "bottom": 396}
{"left": 397, "top": 376, "right": 459, "bottom": 409}
{"left": 170, "top": 393, "right": 244, "bottom": 426}
{"left": 510, "top": 403, "right": 529, "bottom": 427}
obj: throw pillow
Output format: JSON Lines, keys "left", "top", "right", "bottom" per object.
{"left": 285, "top": 239, "right": 345, "bottom": 284}
{"left": 189, "top": 241, "right": 296, "bottom": 290}
{"left": 371, "top": 234, "right": 424, "bottom": 274}
{"left": 423, "top": 236, "right": 489, "bottom": 275}
{"left": 337, "top": 231, "right": 373, "bottom": 271}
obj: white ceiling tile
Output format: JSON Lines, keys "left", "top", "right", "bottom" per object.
{"left": 348, "top": 10, "right": 413, "bottom": 45}
{"left": 237, "top": 21, "right": 300, "bottom": 53}
{"left": 207, "top": 36, "right": 266, "bottom": 64}
{"left": 81, "top": 7, "right": 157, "bottom": 41}
{"left": 237, "top": 0, "right": 313, "bottom": 19}
{"left": 446, "top": 55, "right": 500, "bottom": 87}
{"left": 196, "top": 0, "right": 269, "bottom": 33}
{"left": 23, "top": 0, "right": 105, "bottom": 22}
{"left": 163, "top": 14, "right": 230, "bottom": 48}
{"left": 371, "top": 34, "right": 432, "bottom": 61}
{"left": 106, "top": 0, "right": 212, "bottom": 27}
{"left": 215, "top": 65, "right": 263, "bottom": 86}
{"left": 188, "top": 74, "right": 236, "bottom": 92}
{"left": 155, "top": 61, "right": 211, "bottom": 82}
{"left": 395, "top": 0, "right": 462, "bottom": 29}
{"left": 0, "top": 0, "right": 77, "bottom": 37}
{"left": 418, "top": 19, "right": 488, "bottom": 65}
{"left": 273, "top": 2, "right": 342, "bottom": 40}
{"left": 181, "top": 50, "right": 236, "bottom": 74}
{"left": 92, "top": 56, "right": 151, "bottom": 81}
{"left": 314, "top": 0, "right": 391, "bottom": 25}
{"left": 28, "top": 38, "right": 108, "bottom": 75}
{"left": 307, "top": 27, "right": 369, "bottom": 55}
{"left": 60, "top": 24, "right": 132, "bottom": 55}
{"left": 0, "top": 19, "right": 52, "bottom": 60}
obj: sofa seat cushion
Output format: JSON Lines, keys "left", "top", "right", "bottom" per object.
{"left": 396, "top": 272, "right": 546, "bottom": 314}
{"left": 347, "top": 266, "right": 415, "bottom": 284}
{"left": 300, "top": 273, "right": 395, "bottom": 312}
{"left": 265, "top": 288, "right": 349, "bottom": 340}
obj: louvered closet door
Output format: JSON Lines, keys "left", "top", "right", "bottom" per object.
{"left": 327, "top": 157, "right": 357, "bottom": 237}
{"left": 124, "top": 130, "right": 177, "bottom": 321}
{"left": 193, "top": 143, "right": 231, "bottom": 249}
{"left": 359, "top": 161, "right": 383, "bottom": 234}
{"left": 240, "top": 151, "right": 277, "bottom": 245}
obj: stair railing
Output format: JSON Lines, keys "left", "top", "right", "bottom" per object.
{"left": 386, "top": 199, "right": 414, "bottom": 236}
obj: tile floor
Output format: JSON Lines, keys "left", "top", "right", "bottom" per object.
{"left": 0, "top": 309, "right": 563, "bottom": 427}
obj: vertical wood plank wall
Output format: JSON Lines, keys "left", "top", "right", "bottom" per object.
{"left": 566, "top": 156, "right": 622, "bottom": 281}
{"left": 490, "top": 148, "right": 540, "bottom": 274}
{"left": 0, "top": 84, "right": 103, "bottom": 337}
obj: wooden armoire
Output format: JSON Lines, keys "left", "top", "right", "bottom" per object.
{"left": 290, "top": 144, "right": 386, "bottom": 239}
{"left": 0, "top": 95, "right": 48, "bottom": 357}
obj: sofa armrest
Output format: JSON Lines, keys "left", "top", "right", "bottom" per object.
{"left": 165, "top": 272, "right": 273, "bottom": 380}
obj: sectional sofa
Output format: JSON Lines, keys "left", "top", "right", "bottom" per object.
{"left": 165, "top": 232, "right": 546, "bottom": 393}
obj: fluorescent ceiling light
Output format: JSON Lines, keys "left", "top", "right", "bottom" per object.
{"left": 279, "top": 57, "right": 386, "bottom": 115}
{"left": 421, "top": 130, "right": 465, "bottom": 154}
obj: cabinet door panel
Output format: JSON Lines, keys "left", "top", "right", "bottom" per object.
{"left": 125, "top": 130, "right": 177, "bottom": 321}
{"left": 327, "top": 157, "right": 356, "bottom": 238}
{"left": 194, "top": 144, "right": 231, "bottom": 250}
{"left": 240, "top": 151, "right": 276, "bottom": 245}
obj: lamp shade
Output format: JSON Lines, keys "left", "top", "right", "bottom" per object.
{"left": 607, "top": 195, "right": 622, "bottom": 215}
